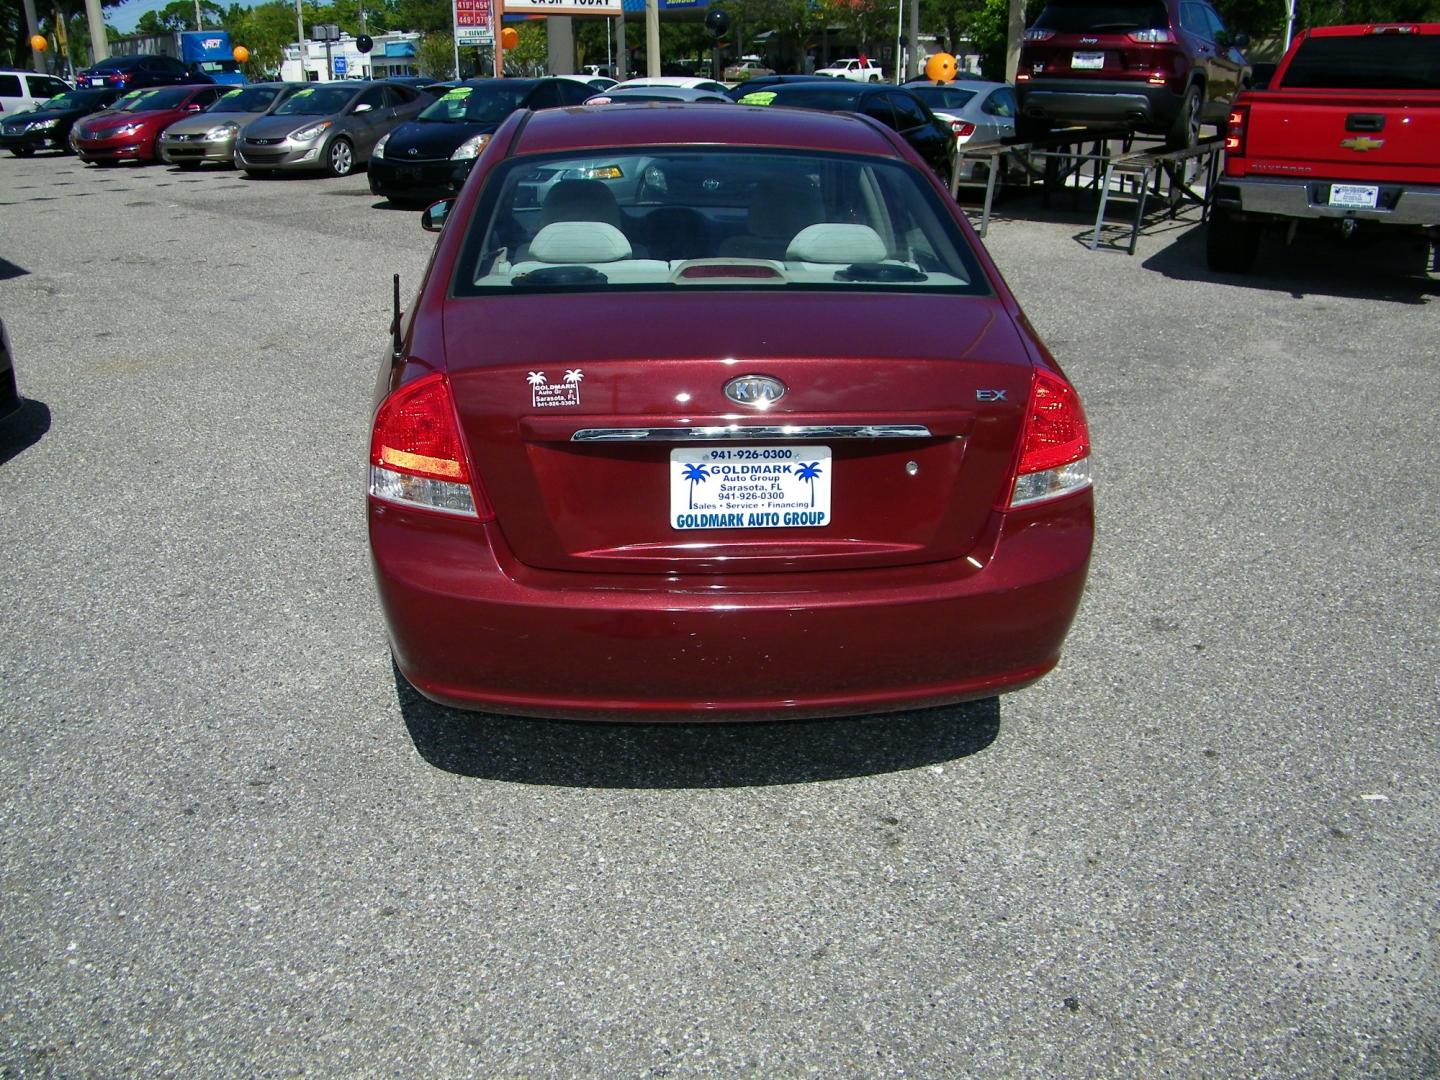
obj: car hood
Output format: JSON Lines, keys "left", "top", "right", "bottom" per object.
{"left": 2, "top": 106, "right": 85, "bottom": 126}
{"left": 163, "top": 112, "right": 248, "bottom": 135}
{"left": 243, "top": 113, "right": 336, "bottom": 139}
{"left": 386, "top": 118, "right": 493, "bottom": 157}
{"left": 85, "top": 108, "right": 183, "bottom": 129}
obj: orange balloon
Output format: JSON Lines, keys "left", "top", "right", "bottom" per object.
{"left": 501, "top": 26, "right": 519, "bottom": 50}
{"left": 30, "top": 33, "right": 48, "bottom": 52}
{"left": 924, "top": 52, "right": 957, "bottom": 83}
{"left": 232, "top": 45, "right": 250, "bottom": 63}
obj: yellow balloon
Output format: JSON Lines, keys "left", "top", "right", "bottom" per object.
{"left": 925, "top": 52, "right": 957, "bottom": 83}
{"left": 233, "top": 45, "right": 250, "bottom": 63}
{"left": 30, "top": 33, "right": 48, "bottom": 52}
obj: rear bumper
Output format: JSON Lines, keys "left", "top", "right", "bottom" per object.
{"left": 1213, "top": 176, "right": 1440, "bottom": 227}
{"left": 1017, "top": 79, "right": 1183, "bottom": 131}
{"left": 370, "top": 494, "right": 1093, "bottom": 722}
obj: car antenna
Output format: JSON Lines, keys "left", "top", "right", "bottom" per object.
{"left": 390, "top": 274, "right": 403, "bottom": 364}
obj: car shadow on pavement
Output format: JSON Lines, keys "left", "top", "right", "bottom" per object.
{"left": 1144, "top": 223, "right": 1440, "bottom": 304}
{"left": 395, "top": 666, "right": 1001, "bottom": 788}
{"left": 0, "top": 399, "right": 51, "bottom": 465}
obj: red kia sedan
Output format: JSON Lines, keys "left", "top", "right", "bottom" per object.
{"left": 369, "top": 104, "right": 1094, "bottom": 722}
{"left": 74, "top": 83, "right": 227, "bottom": 165}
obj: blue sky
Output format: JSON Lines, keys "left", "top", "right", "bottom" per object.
{"left": 109, "top": 0, "right": 262, "bottom": 34}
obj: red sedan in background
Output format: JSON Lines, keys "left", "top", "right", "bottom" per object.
{"left": 369, "top": 104, "right": 1094, "bottom": 722}
{"left": 74, "top": 84, "right": 228, "bottom": 165}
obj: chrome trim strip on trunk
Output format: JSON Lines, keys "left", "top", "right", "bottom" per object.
{"left": 570, "top": 424, "right": 934, "bottom": 443}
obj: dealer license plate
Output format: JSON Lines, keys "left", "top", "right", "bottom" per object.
{"left": 1071, "top": 51, "right": 1105, "bottom": 70}
{"left": 670, "top": 445, "right": 831, "bottom": 530}
{"left": 1329, "top": 184, "right": 1378, "bottom": 209}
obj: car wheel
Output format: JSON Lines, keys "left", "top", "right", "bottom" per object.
{"left": 175, "top": 161, "right": 201, "bottom": 170}
{"left": 868, "top": 74, "right": 880, "bottom": 83}
{"left": 9, "top": 146, "right": 35, "bottom": 158}
{"left": 325, "top": 136, "right": 355, "bottom": 178}
{"left": 1205, "top": 207, "right": 1261, "bottom": 273}
{"left": 1166, "top": 85, "right": 1202, "bottom": 152}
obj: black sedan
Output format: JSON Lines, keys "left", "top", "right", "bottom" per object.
{"left": 0, "top": 88, "right": 122, "bottom": 156}
{"left": 76, "top": 54, "right": 214, "bottom": 91}
{"left": 734, "top": 80, "right": 956, "bottom": 184}
{"left": 368, "top": 77, "right": 597, "bottom": 207}
{"left": 721, "top": 74, "right": 834, "bottom": 101}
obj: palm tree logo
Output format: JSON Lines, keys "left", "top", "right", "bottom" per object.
{"left": 563, "top": 369, "right": 584, "bottom": 385}
{"left": 680, "top": 462, "right": 711, "bottom": 508}
{"left": 526, "top": 371, "right": 547, "bottom": 387}
{"left": 794, "top": 461, "right": 823, "bottom": 507}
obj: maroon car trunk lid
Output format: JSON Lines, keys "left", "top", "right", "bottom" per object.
{"left": 444, "top": 292, "right": 1034, "bottom": 574}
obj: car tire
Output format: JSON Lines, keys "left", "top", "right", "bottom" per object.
{"left": 175, "top": 161, "right": 201, "bottom": 170}
{"left": 868, "top": 74, "right": 880, "bottom": 83}
{"left": 325, "top": 136, "right": 355, "bottom": 178}
{"left": 9, "top": 147, "right": 35, "bottom": 158}
{"left": 1165, "top": 84, "right": 1202, "bottom": 152}
{"left": 1205, "top": 207, "right": 1261, "bottom": 273}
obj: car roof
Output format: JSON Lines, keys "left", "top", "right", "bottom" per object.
{"left": 509, "top": 102, "right": 901, "bottom": 157}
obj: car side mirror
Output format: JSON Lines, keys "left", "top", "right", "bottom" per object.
{"left": 422, "top": 198, "right": 453, "bottom": 233}
{"left": 354, "top": 103, "right": 374, "bottom": 114}
{"left": 186, "top": 103, "right": 203, "bottom": 111}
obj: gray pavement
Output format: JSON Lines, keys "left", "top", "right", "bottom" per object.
{"left": 1, "top": 152, "right": 1436, "bottom": 1078}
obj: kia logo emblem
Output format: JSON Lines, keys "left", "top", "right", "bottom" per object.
{"left": 724, "top": 375, "right": 786, "bottom": 408}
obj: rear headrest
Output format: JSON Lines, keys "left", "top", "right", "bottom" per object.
{"left": 785, "top": 223, "right": 887, "bottom": 264}
{"left": 540, "top": 178, "right": 623, "bottom": 229}
{"left": 528, "top": 221, "right": 633, "bottom": 264}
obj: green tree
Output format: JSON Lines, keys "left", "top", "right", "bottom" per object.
{"left": 416, "top": 29, "right": 454, "bottom": 76}
{"left": 134, "top": 0, "right": 227, "bottom": 33}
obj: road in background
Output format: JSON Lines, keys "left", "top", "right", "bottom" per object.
{"left": 1, "top": 156, "right": 1436, "bottom": 1077}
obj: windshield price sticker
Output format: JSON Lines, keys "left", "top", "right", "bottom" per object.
{"left": 1330, "top": 184, "right": 1379, "bottom": 209}
{"left": 442, "top": 87, "right": 474, "bottom": 99}
{"left": 670, "top": 445, "right": 831, "bottom": 530}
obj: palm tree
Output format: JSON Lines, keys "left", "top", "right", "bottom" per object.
{"left": 794, "top": 461, "right": 822, "bottom": 507}
{"left": 681, "top": 463, "right": 711, "bottom": 508}
{"left": 563, "top": 369, "right": 584, "bottom": 385}
{"left": 526, "top": 371, "right": 547, "bottom": 387}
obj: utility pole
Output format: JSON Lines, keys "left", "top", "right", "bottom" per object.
{"left": 294, "top": 0, "right": 306, "bottom": 81}
{"left": 82, "top": 0, "right": 107, "bottom": 62}
{"left": 194, "top": 0, "right": 203, "bottom": 29}
{"left": 21, "top": 0, "right": 43, "bottom": 72}
{"left": 615, "top": 12, "right": 626, "bottom": 79}
{"left": 1006, "top": 0, "right": 1024, "bottom": 82}
{"left": 645, "top": 0, "right": 659, "bottom": 77}
{"left": 908, "top": 0, "right": 920, "bottom": 79}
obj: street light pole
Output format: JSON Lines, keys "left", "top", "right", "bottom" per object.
{"left": 295, "top": 0, "right": 306, "bottom": 81}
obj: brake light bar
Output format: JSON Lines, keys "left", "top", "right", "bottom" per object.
{"left": 1369, "top": 24, "right": 1417, "bottom": 33}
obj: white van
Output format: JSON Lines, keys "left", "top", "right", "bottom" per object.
{"left": 0, "top": 69, "right": 72, "bottom": 117}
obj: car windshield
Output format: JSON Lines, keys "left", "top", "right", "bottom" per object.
{"left": 420, "top": 84, "right": 530, "bottom": 123}
{"left": 41, "top": 90, "right": 113, "bottom": 110}
{"left": 273, "top": 85, "right": 354, "bottom": 115}
{"left": 455, "top": 148, "right": 985, "bottom": 295}
{"left": 910, "top": 87, "right": 979, "bottom": 110}
{"left": 1033, "top": 0, "right": 1169, "bottom": 32}
{"left": 113, "top": 87, "right": 190, "bottom": 111}
{"left": 1279, "top": 34, "right": 1440, "bottom": 91}
{"left": 738, "top": 85, "right": 863, "bottom": 109}
{"left": 207, "top": 86, "right": 281, "bottom": 112}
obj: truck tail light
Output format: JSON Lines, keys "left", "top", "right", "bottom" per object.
{"left": 1224, "top": 104, "right": 1248, "bottom": 155}
{"left": 369, "top": 372, "right": 494, "bottom": 520}
{"left": 1127, "top": 28, "right": 1176, "bottom": 42}
{"left": 951, "top": 120, "right": 976, "bottom": 138}
{"left": 1008, "top": 369, "right": 1092, "bottom": 508}
{"left": 1023, "top": 29, "right": 1054, "bottom": 41}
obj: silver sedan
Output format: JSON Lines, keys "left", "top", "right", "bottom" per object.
{"left": 907, "top": 80, "right": 1019, "bottom": 186}
{"left": 235, "top": 81, "right": 430, "bottom": 178}
{"left": 159, "top": 82, "right": 305, "bottom": 168}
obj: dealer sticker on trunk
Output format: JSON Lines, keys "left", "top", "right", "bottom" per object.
{"left": 670, "top": 446, "right": 831, "bottom": 530}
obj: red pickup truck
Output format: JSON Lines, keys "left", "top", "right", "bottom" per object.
{"left": 1207, "top": 23, "right": 1439, "bottom": 273}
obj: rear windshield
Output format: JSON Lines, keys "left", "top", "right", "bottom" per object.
{"left": 420, "top": 83, "right": 531, "bottom": 123}
{"left": 208, "top": 86, "right": 281, "bottom": 112}
{"left": 740, "top": 85, "right": 863, "bottom": 109}
{"left": 453, "top": 148, "right": 985, "bottom": 296}
{"left": 113, "top": 87, "right": 191, "bottom": 111}
{"left": 1032, "top": 0, "right": 1169, "bottom": 32}
{"left": 1279, "top": 33, "right": 1440, "bottom": 91}
{"left": 273, "top": 85, "right": 354, "bottom": 115}
{"left": 909, "top": 86, "right": 979, "bottom": 110}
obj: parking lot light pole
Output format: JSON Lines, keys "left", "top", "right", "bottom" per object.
{"left": 645, "top": 0, "right": 659, "bottom": 77}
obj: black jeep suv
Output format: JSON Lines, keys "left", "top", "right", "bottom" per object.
{"left": 1015, "top": 0, "right": 1249, "bottom": 148}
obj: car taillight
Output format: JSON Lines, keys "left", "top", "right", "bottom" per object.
{"left": 1126, "top": 28, "right": 1176, "bottom": 43}
{"left": 1008, "top": 369, "right": 1092, "bottom": 508}
{"left": 1023, "top": 28, "right": 1054, "bottom": 41}
{"left": 1224, "top": 104, "right": 1248, "bottom": 155}
{"left": 369, "top": 372, "right": 493, "bottom": 519}
{"left": 951, "top": 120, "right": 976, "bottom": 138}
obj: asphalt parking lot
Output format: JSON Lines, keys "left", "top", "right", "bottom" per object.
{"left": 1, "top": 152, "right": 1436, "bottom": 1078}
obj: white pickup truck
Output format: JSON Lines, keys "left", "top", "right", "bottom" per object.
{"left": 815, "top": 58, "right": 884, "bottom": 82}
